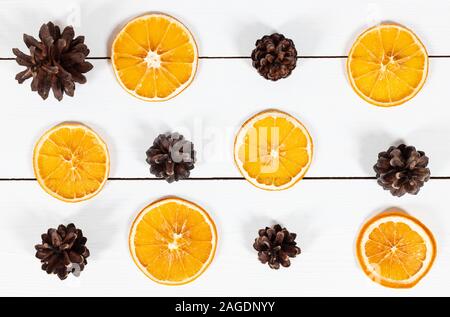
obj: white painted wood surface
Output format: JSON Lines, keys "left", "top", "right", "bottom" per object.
{"left": 1, "top": 180, "right": 449, "bottom": 296}
{"left": 0, "top": 0, "right": 449, "bottom": 296}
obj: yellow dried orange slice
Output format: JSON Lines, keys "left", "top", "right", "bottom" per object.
{"left": 129, "top": 197, "right": 217, "bottom": 285}
{"left": 234, "top": 109, "right": 313, "bottom": 190}
{"left": 111, "top": 13, "right": 198, "bottom": 101}
{"left": 356, "top": 210, "right": 436, "bottom": 288}
{"left": 347, "top": 23, "right": 428, "bottom": 107}
{"left": 33, "top": 122, "right": 110, "bottom": 202}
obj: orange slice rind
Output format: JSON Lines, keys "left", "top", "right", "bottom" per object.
{"left": 234, "top": 109, "right": 313, "bottom": 191}
{"left": 356, "top": 210, "right": 436, "bottom": 288}
{"left": 129, "top": 197, "right": 217, "bottom": 285}
{"left": 111, "top": 13, "right": 198, "bottom": 102}
{"left": 347, "top": 23, "right": 428, "bottom": 107}
{"left": 33, "top": 122, "right": 110, "bottom": 202}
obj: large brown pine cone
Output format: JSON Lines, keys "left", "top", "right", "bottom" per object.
{"left": 374, "top": 144, "right": 430, "bottom": 197}
{"left": 13, "top": 22, "right": 93, "bottom": 101}
{"left": 35, "top": 224, "right": 90, "bottom": 280}
{"left": 251, "top": 33, "right": 297, "bottom": 81}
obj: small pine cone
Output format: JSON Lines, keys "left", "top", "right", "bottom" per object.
{"left": 374, "top": 144, "right": 430, "bottom": 197}
{"left": 12, "top": 21, "right": 93, "bottom": 101}
{"left": 253, "top": 224, "right": 301, "bottom": 269}
{"left": 146, "top": 132, "right": 196, "bottom": 183}
{"left": 35, "top": 224, "right": 90, "bottom": 280}
{"left": 251, "top": 33, "right": 297, "bottom": 81}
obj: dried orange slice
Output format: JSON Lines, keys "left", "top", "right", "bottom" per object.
{"left": 356, "top": 210, "right": 436, "bottom": 288}
{"left": 33, "top": 122, "right": 110, "bottom": 202}
{"left": 129, "top": 197, "right": 217, "bottom": 285}
{"left": 111, "top": 13, "right": 198, "bottom": 101}
{"left": 234, "top": 109, "right": 313, "bottom": 190}
{"left": 347, "top": 23, "right": 428, "bottom": 107}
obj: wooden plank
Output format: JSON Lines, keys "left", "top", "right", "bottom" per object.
{"left": 0, "top": 180, "right": 448, "bottom": 296}
{"left": 0, "top": 58, "right": 449, "bottom": 178}
{"left": 1, "top": 0, "right": 450, "bottom": 57}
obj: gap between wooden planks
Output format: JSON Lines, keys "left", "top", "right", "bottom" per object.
{"left": 1, "top": 177, "right": 450, "bottom": 181}
{"left": 1, "top": 55, "right": 450, "bottom": 60}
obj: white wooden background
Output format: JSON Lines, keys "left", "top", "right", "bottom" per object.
{"left": 0, "top": 0, "right": 449, "bottom": 296}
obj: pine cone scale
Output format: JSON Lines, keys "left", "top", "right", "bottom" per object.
{"left": 283, "top": 245, "right": 300, "bottom": 257}
{"left": 23, "top": 34, "right": 40, "bottom": 48}
{"left": 15, "top": 69, "right": 32, "bottom": 83}
{"left": 258, "top": 252, "right": 270, "bottom": 263}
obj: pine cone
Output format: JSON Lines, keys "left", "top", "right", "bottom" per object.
{"left": 253, "top": 224, "right": 301, "bottom": 269}
{"left": 146, "top": 132, "right": 196, "bottom": 183}
{"left": 35, "top": 224, "right": 90, "bottom": 280}
{"left": 374, "top": 144, "right": 430, "bottom": 197}
{"left": 12, "top": 22, "right": 93, "bottom": 101}
{"left": 251, "top": 33, "right": 297, "bottom": 81}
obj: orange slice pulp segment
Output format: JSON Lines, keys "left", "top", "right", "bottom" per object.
{"left": 129, "top": 197, "right": 217, "bottom": 285}
{"left": 356, "top": 210, "right": 436, "bottom": 288}
{"left": 347, "top": 23, "right": 428, "bottom": 107}
{"left": 234, "top": 109, "right": 313, "bottom": 190}
{"left": 33, "top": 122, "right": 110, "bottom": 202}
{"left": 111, "top": 13, "right": 198, "bottom": 101}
